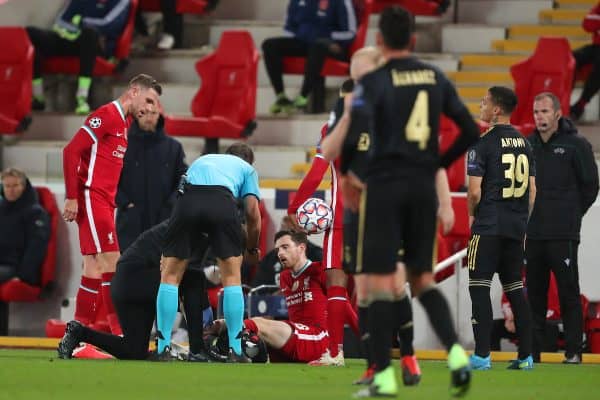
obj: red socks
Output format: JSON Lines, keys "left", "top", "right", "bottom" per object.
{"left": 101, "top": 272, "right": 122, "bottom": 335}
{"left": 244, "top": 318, "right": 258, "bottom": 333}
{"left": 74, "top": 276, "right": 100, "bottom": 326}
{"left": 327, "top": 285, "right": 349, "bottom": 357}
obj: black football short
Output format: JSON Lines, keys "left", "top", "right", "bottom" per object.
{"left": 357, "top": 178, "right": 437, "bottom": 275}
{"left": 162, "top": 185, "right": 244, "bottom": 260}
{"left": 467, "top": 234, "right": 523, "bottom": 285}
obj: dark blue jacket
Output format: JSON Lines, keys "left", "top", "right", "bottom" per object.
{"left": 284, "top": 0, "right": 357, "bottom": 48}
{"left": 115, "top": 115, "right": 187, "bottom": 251}
{"left": 0, "top": 180, "right": 50, "bottom": 285}
{"left": 56, "top": 0, "right": 130, "bottom": 57}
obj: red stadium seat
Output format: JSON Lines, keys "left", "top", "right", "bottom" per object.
{"left": 372, "top": 0, "right": 444, "bottom": 15}
{"left": 443, "top": 195, "right": 470, "bottom": 256}
{"left": 282, "top": 0, "right": 373, "bottom": 78}
{"left": 42, "top": 0, "right": 139, "bottom": 76}
{"left": 434, "top": 230, "right": 454, "bottom": 282}
{"left": 0, "top": 27, "right": 33, "bottom": 134}
{"left": 439, "top": 116, "right": 466, "bottom": 192}
{"left": 0, "top": 187, "right": 58, "bottom": 335}
{"left": 510, "top": 37, "right": 576, "bottom": 135}
{"left": 164, "top": 30, "right": 259, "bottom": 151}
{"left": 139, "top": 0, "right": 209, "bottom": 14}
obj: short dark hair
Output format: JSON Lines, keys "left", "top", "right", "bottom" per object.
{"left": 274, "top": 230, "right": 308, "bottom": 247}
{"left": 534, "top": 92, "right": 561, "bottom": 112}
{"left": 226, "top": 142, "right": 254, "bottom": 165}
{"left": 129, "top": 73, "right": 162, "bottom": 96}
{"left": 488, "top": 86, "right": 518, "bottom": 115}
{"left": 379, "top": 5, "right": 415, "bottom": 50}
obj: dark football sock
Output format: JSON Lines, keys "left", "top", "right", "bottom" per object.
{"left": 358, "top": 305, "right": 373, "bottom": 367}
{"left": 394, "top": 296, "right": 414, "bottom": 357}
{"left": 505, "top": 288, "right": 533, "bottom": 360}
{"left": 418, "top": 287, "right": 458, "bottom": 351}
{"left": 468, "top": 285, "right": 492, "bottom": 357}
{"left": 368, "top": 300, "right": 394, "bottom": 372}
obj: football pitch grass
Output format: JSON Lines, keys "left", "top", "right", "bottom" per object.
{"left": 1, "top": 349, "right": 599, "bottom": 400}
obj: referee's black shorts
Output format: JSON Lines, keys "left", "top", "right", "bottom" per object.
{"left": 163, "top": 185, "right": 244, "bottom": 260}
{"left": 358, "top": 177, "right": 437, "bottom": 275}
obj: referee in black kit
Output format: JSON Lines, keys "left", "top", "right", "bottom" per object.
{"left": 526, "top": 92, "right": 599, "bottom": 364}
{"left": 57, "top": 219, "right": 211, "bottom": 361}
{"left": 345, "top": 6, "right": 479, "bottom": 398}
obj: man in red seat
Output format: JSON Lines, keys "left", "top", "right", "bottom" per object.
{"left": 570, "top": 1, "right": 600, "bottom": 120}
{"left": 26, "top": 0, "right": 131, "bottom": 114}
{"left": 262, "top": 0, "right": 358, "bottom": 114}
{"left": 62, "top": 74, "right": 161, "bottom": 335}
{"left": 0, "top": 168, "right": 50, "bottom": 285}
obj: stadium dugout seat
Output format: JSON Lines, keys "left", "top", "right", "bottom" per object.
{"left": 139, "top": 0, "right": 210, "bottom": 14}
{"left": 434, "top": 230, "right": 453, "bottom": 282}
{"left": 372, "top": 0, "right": 446, "bottom": 15}
{"left": 164, "top": 30, "right": 258, "bottom": 153}
{"left": 509, "top": 37, "right": 575, "bottom": 135}
{"left": 439, "top": 116, "right": 466, "bottom": 192}
{"left": 0, "top": 187, "right": 58, "bottom": 335}
{"left": 0, "top": 27, "right": 33, "bottom": 134}
{"left": 42, "top": 0, "right": 139, "bottom": 76}
{"left": 443, "top": 195, "right": 470, "bottom": 255}
{"left": 281, "top": 0, "right": 373, "bottom": 82}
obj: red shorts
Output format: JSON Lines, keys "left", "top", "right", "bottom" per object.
{"left": 76, "top": 189, "right": 119, "bottom": 255}
{"left": 279, "top": 321, "right": 329, "bottom": 363}
{"left": 323, "top": 226, "right": 343, "bottom": 269}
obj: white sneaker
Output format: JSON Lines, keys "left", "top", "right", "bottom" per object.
{"left": 157, "top": 33, "right": 175, "bottom": 50}
{"left": 308, "top": 349, "right": 345, "bottom": 366}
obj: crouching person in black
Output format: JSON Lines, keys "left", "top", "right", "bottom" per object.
{"left": 57, "top": 218, "right": 211, "bottom": 361}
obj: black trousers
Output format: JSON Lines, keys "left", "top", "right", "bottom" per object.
{"left": 160, "top": 0, "right": 183, "bottom": 48}
{"left": 525, "top": 239, "right": 583, "bottom": 357}
{"left": 25, "top": 26, "right": 100, "bottom": 78}
{"left": 79, "top": 263, "right": 208, "bottom": 359}
{"left": 261, "top": 37, "right": 347, "bottom": 112}
{"left": 573, "top": 44, "right": 600, "bottom": 104}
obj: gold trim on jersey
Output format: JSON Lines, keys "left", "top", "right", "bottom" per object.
{"left": 467, "top": 234, "right": 481, "bottom": 271}
{"left": 356, "top": 188, "right": 368, "bottom": 274}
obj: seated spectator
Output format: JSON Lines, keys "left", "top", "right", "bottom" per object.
{"left": 116, "top": 107, "right": 187, "bottom": 251}
{"left": 135, "top": 0, "right": 220, "bottom": 50}
{"left": 262, "top": 0, "right": 358, "bottom": 114}
{"left": 26, "top": 0, "right": 131, "bottom": 115}
{"left": 0, "top": 168, "right": 50, "bottom": 285}
{"left": 571, "top": 1, "right": 600, "bottom": 120}
{"left": 251, "top": 216, "right": 322, "bottom": 287}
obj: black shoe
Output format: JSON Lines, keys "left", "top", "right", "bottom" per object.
{"left": 227, "top": 348, "right": 252, "bottom": 363}
{"left": 148, "top": 346, "right": 175, "bottom": 362}
{"left": 450, "top": 366, "right": 471, "bottom": 397}
{"left": 57, "top": 320, "right": 84, "bottom": 359}
{"left": 32, "top": 97, "right": 45, "bottom": 111}
{"left": 187, "top": 349, "right": 211, "bottom": 362}
{"left": 563, "top": 354, "right": 582, "bottom": 364}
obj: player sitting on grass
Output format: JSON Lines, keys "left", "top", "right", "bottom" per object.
{"left": 208, "top": 230, "right": 331, "bottom": 363}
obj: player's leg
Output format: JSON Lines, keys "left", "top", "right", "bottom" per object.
{"left": 466, "top": 235, "right": 497, "bottom": 368}
{"left": 322, "top": 224, "right": 354, "bottom": 363}
{"left": 218, "top": 254, "right": 246, "bottom": 359}
{"left": 96, "top": 251, "right": 122, "bottom": 335}
{"left": 499, "top": 238, "right": 533, "bottom": 369}
{"left": 548, "top": 241, "right": 583, "bottom": 363}
{"left": 355, "top": 184, "right": 401, "bottom": 398}
{"left": 246, "top": 317, "right": 293, "bottom": 349}
{"left": 75, "top": 255, "right": 102, "bottom": 326}
{"left": 404, "top": 185, "right": 469, "bottom": 396}
{"left": 524, "top": 239, "right": 551, "bottom": 362}
{"left": 392, "top": 264, "right": 420, "bottom": 386}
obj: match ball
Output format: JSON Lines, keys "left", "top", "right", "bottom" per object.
{"left": 295, "top": 198, "right": 333, "bottom": 234}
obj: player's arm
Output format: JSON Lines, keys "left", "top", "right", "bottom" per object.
{"left": 244, "top": 194, "right": 261, "bottom": 264}
{"left": 62, "top": 127, "right": 96, "bottom": 221}
{"left": 436, "top": 168, "right": 454, "bottom": 235}
{"left": 320, "top": 88, "right": 352, "bottom": 161}
{"left": 439, "top": 75, "right": 480, "bottom": 168}
{"left": 466, "top": 145, "right": 485, "bottom": 227}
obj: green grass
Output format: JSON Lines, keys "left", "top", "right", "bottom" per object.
{"left": 0, "top": 349, "right": 599, "bottom": 400}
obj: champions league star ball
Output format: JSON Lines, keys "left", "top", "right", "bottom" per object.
{"left": 295, "top": 198, "right": 333, "bottom": 234}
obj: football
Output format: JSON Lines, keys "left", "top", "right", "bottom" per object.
{"left": 295, "top": 197, "right": 333, "bottom": 234}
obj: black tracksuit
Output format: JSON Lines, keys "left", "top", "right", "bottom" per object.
{"left": 526, "top": 117, "right": 599, "bottom": 358}
{"left": 116, "top": 115, "right": 187, "bottom": 251}
{"left": 0, "top": 180, "right": 50, "bottom": 285}
{"left": 78, "top": 220, "right": 209, "bottom": 359}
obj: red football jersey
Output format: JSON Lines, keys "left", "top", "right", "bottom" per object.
{"left": 63, "top": 101, "right": 130, "bottom": 204}
{"left": 279, "top": 261, "right": 328, "bottom": 330}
